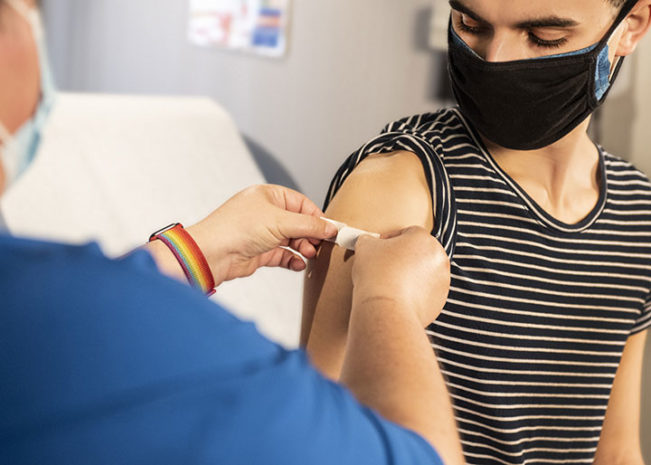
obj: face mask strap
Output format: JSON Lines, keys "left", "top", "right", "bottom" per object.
{"left": 592, "top": 0, "right": 638, "bottom": 101}
{"left": 0, "top": 121, "right": 12, "bottom": 148}
{"left": 4, "top": 0, "right": 43, "bottom": 39}
{"left": 596, "top": 51, "right": 626, "bottom": 103}
{"left": 5, "top": 0, "right": 31, "bottom": 21}
{"left": 0, "top": 120, "right": 18, "bottom": 184}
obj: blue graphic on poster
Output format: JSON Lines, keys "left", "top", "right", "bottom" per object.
{"left": 189, "top": 0, "right": 291, "bottom": 58}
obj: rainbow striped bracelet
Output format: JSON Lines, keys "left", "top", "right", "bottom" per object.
{"left": 149, "top": 223, "right": 216, "bottom": 296}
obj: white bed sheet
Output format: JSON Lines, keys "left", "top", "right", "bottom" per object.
{"left": 1, "top": 93, "right": 303, "bottom": 348}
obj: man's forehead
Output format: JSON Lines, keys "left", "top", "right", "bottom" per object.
{"left": 450, "top": 0, "right": 613, "bottom": 26}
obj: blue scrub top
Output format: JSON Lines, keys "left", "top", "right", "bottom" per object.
{"left": 0, "top": 234, "right": 442, "bottom": 465}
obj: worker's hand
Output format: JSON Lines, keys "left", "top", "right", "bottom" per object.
{"left": 189, "top": 185, "right": 338, "bottom": 286}
{"left": 351, "top": 226, "right": 450, "bottom": 327}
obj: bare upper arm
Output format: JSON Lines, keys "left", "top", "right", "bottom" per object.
{"left": 301, "top": 151, "right": 434, "bottom": 379}
{"left": 593, "top": 330, "right": 648, "bottom": 465}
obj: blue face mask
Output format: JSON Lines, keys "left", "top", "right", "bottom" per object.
{"left": 0, "top": 0, "right": 56, "bottom": 190}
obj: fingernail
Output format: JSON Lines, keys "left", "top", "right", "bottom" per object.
{"left": 325, "top": 223, "right": 339, "bottom": 238}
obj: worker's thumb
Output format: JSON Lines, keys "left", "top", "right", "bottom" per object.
{"left": 280, "top": 212, "right": 339, "bottom": 241}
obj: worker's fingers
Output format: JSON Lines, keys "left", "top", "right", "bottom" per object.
{"left": 269, "top": 185, "right": 326, "bottom": 218}
{"left": 289, "top": 238, "right": 318, "bottom": 259}
{"left": 259, "top": 247, "right": 307, "bottom": 272}
{"left": 288, "top": 255, "right": 307, "bottom": 271}
{"left": 279, "top": 211, "right": 338, "bottom": 242}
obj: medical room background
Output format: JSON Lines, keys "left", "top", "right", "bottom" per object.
{"left": 8, "top": 0, "right": 650, "bottom": 457}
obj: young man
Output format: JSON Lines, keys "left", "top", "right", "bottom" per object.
{"left": 0, "top": 1, "right": 466, "bottom": 464}
{"left": 303, "top": 0, "right": 651, "bottom": 464}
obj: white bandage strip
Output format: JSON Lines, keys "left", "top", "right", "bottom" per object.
{"left": 321, "top": 218, "right": 381, "bottom": 251}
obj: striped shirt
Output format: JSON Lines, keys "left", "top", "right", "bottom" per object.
{"left": 324, "top": 107, "right": 651, "bottom": 465}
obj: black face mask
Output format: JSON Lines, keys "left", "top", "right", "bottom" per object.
{"left": 447, "top": 0, "right": 638, "bottom": 151}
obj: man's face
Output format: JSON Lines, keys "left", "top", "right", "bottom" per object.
{"left": 450, "top": 0, "right": 622, "bottom": 62}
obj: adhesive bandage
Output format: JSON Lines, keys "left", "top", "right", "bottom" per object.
{"left": 321, "top": 218, "right": 381, "bottom": 251}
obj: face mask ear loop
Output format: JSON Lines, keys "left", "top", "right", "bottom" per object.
{"left": 4, "top": 0, "right": 32, "bottom": 21}
{"left": 5, "top": 0, "right": 43, "bottom": 41}
{"left": 596, "top": 1, "right": 637, "bottom": 95}
{"left": 0, "top": 122, "right": 12, "bottom": 149}
{"left": 0, "top": 121, "right": 17, "bottom": 184}
{"left": 609, "top": 56, "right": 623, "bottom": 79}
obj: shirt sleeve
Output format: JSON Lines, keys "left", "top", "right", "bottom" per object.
{"left": 631, "top": 292, "right": 651, "bottom": 334}
{"left": 194, "top": 349, "right": 444, "bottom": 465}
{"left": 324, "top": 112, "right": 458, "bottom": 258}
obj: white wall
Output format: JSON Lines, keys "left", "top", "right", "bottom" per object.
{"left": 42, "top": 0, "right": 446, "bottom": 204}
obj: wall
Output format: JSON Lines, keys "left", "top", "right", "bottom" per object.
{"left": 41, "top": 0, "right": 446, "bottom": 204}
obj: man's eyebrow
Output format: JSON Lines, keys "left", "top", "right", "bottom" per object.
{"left": 449, "top": 0, "right": 487, "bottom": 23}
{"left": 515, "top": 17, "right": 580, "bottom": 29}
{"left": 448, "top": 0, "right": 580, "bottom": 29}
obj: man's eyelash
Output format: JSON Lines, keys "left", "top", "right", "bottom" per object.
{"left": 457, "top": 19, "right": 485, "bottom": 35}
{"left": 527, "top": 33, "right": 568, "bottom": 49}
{"left": 456, "top": 17, "right": 569, "bottom": 49}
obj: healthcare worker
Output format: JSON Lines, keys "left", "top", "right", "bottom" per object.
{"left": 0, "top": 1, "right": 468, "bottom": 464}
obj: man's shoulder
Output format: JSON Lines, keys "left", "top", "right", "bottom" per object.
{"left": 380, "top": 107, "right": 465, "bottom": 137}
{"left": 324, "top": 108, "right": 468, "bottom": 232}
{"left": 603, "top": 150, "right": 650, "bottom": 175}
{"left": 325, "top": 150, "right": 434, "bottom": 234}
{"left": 601, "top": 151, "right": 651, "bottom": 229}
{"left": 602, "top": 150, "right": 651, "bottom": 192}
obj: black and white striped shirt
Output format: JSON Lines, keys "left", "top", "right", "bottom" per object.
{"left": 325, "top": 107, "right": 651, "bottom": 465}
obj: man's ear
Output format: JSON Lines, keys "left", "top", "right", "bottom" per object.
{"left": 616, "top": 0, "right": 651, "bottom": 56}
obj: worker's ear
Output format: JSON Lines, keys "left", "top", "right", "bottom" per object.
{"left": 614, "top": 0, "right": 651, "bottom": 56}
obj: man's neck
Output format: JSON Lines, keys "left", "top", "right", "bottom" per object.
{"left": 482, "top": 118, "right": 602, "bottom": 225}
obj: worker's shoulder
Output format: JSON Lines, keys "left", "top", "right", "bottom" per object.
{"left": 325, "top": 151, "right": 434, "bottom": 233}
{"left": 0, "top": 234, "right": 159, "bottom": 310}
{"left": 0, "top": 232, "right": 281, "bottom": 370}
{"left": 0, "top": 233, "right": 154, "bottom": 276}
{"left": 0, "top": 234, "right": 106, "bottom": 275}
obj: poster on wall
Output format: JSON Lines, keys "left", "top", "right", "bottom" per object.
{"left": 189, "top": 0, "right": 291, "bottom": 58}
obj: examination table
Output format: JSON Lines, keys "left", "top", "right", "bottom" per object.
{"left": 1, "top": 93, "right": 303, "bottom": 348}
